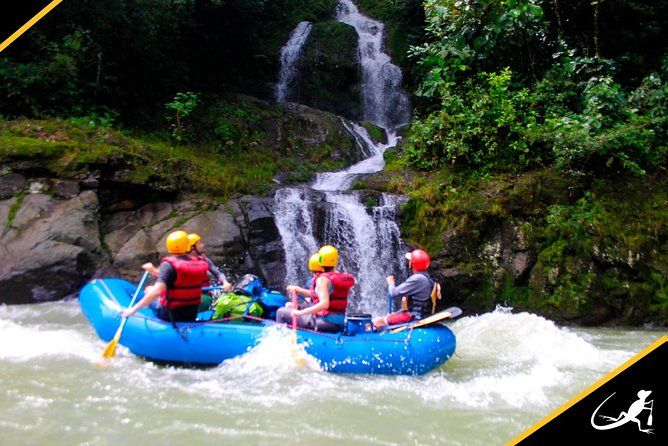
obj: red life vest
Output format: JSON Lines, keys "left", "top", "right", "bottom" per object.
{"left": 309, "top": 271, "right": 355, "bottom": 316}
{"left": 159, "top": 256, "right": 209, "bottom": 309}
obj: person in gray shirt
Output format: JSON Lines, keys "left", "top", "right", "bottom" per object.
{"left": 373, "top": 249, "right": 435, "bottom": 329}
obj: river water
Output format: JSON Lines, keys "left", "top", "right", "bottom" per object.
{"left": 1, "top": 301, "right": 664, "bottom": 445}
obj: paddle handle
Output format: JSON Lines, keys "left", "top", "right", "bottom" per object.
{"left": 291, "top": 291, "right": 298, "bottom": 329}
{"left": 114, "top": 271, "right": 149, "bottom": 338}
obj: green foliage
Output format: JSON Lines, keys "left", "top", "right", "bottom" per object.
{"left": 406, "top": 1, "right": 667, "bottom": 178}
{"left": 0, "top": 0, "right": 339, "bottom": 124}
{"left": 405, "top": 68, "right": 538, "bottom": 171}
{"left": 412, "top": 0, "right": 546, "bottom": 97}
{"left": 7, "top": 191, "right": 26, "bottom": 228}
{"left": 166, "top": 92, "right": 201, "bottom": 143}
{"left": 206, "top": 102, "right": 263, "bottom": 152}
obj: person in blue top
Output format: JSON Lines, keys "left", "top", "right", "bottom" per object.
{"left": 373, "top": 249, "right": 435, "bottom": 329}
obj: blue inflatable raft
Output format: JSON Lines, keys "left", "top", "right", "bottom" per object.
{"left": 79, "top": 278, "right": 457, "bottom": 375}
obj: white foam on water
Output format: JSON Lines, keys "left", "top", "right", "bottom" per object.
{"left": 0, "top": 303, "right": 100, "bottom": 362}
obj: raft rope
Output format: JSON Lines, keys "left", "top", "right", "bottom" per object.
{"left": 131, "top": 312, "right": 417, "bottom": 343}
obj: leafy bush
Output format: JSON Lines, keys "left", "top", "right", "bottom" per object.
{"left": 166, "top": 92, "right": 201, "bottom": 143}
{"left": 405, "top": 68, "right": 538, "bottom": 171}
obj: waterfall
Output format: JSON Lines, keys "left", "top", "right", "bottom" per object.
{"left": 275, "top": 21, "right": 312, "bottom": 103}
{"left": 272, "top": 1, "right": 410, "bottom": 316}
{"left": 336, "top": 0, "right": 411, "bottom": 129}
{"left": 273, "top": 188, "right": 318, "bottom": 287}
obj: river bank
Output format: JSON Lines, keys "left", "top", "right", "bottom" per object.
{"left": 1, "top": 112, "right": 666, "bottom": 326}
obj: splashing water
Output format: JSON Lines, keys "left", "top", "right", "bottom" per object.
{"left": 1, "top": 302, "right": 663, "bottom": 445}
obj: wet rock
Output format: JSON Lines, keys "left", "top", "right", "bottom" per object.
{"left": 0, "top": 173, "right": 25, "bottom": 198}
{"left": 0, "top": 192, "right": 106, "bottom": 304}
{"left": 235, "top": 196, "right": 286, "bottom": 289}
{"left": 297, "top": 21, "right": 361, "bottom": 121}
{"left": 0, "top": 197, "right": 16, "bottom": 230}
{"left": 53, "top": 180, "right": 80, "bottom": 198}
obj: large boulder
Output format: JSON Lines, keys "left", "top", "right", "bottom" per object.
{"left": 296, "top": 21, "right": 361, "bottom": 121}
{"left": 0, "top": 190, "right": 106, "bottom": 304}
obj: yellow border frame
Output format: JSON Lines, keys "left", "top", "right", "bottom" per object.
{"left": 0, "top": 0, "right": 64, "bottom": 53}
{"left": 508, "top": 335, "right": 667, "bottom": 445}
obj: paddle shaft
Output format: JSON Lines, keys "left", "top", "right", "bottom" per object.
{"left": 113, "top": 271, "right": 149, "bottom": 340}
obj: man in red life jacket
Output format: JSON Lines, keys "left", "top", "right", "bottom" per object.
{"left": 122, "top": 230, "right": 209, "bottom": 322}
{"left": 372, "top": 249, "right": 435, "bottom": 329}
{"left": 276, "top": 245, "right": 355, "bottom": 332}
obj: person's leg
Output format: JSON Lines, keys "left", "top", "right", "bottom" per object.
{"left": 152, "top": 302, "right": 171, "bottom": 321}
{"left": 374, "top": 311, "right": 413, "bottom": 329}
{"left": 276, "top": 307, "right": 316, "bottom": 329}
{"left": 170, "top": 305, "right": 199, "bottom": 322}
{"left": 315, "top": 318, "right": 342, "bottom": 333}
{"left": 276, "top": 306, "right": 292, "bottom": 324}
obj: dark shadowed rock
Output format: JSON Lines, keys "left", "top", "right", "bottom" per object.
{"left": 0, "top": 173, "right": 25, "bottom": 198}
{"left": 53, "top": 180, "right": 80, "bottom": 198}
{"left": 234, "top": 196, "right": 286, "bottom": 290}
{"left": 297, "top": 21, "right": 361, "bottom": 121}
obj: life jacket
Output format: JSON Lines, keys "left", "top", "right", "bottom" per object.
{"left": 408, "top": 272, "right": 435, "bottom": 316}
{"left": 309, "top": 271, "right": 355, "bottom": 316}
{"left": 159, "top": 255, "right": 209, "bottom": 309}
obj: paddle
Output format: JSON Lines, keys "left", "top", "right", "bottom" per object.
{"left": 290, "top": 291, "right": 306, "bottom": 367}
{"left": 101, "top": 271, "right": 149, "bottom": 359}
{"left": 390, "top": 306, "right": 462, "bottom": 333}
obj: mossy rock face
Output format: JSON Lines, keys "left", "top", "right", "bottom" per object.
{"left": 360, "top": 121, "right": 387, "bottom": 144}
{"left": 297, "top": 21, "right": 361, "bottom": 121}
{"left": 388, "top": 165, "right": 668, "bottom": 326}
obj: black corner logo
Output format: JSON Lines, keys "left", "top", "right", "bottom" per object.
{"left": 510, "top": 336, "right": 666, "bottom": 445}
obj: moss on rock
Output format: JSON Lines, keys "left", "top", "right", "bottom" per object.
{"left": 297, "top": 21, "right": 361, "bottom": 120}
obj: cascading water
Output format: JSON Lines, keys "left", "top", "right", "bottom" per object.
{"left": 273, "top": 1, "right": 411, "bottom": 315}
{"left": 336, "top": 0, "right": 411, "bottom": 129}
{"left": 275, "top": 21, "right": 312, "bottom": 103}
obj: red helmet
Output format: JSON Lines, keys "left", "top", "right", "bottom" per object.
{"left": 405, "top": 249, "right": 430, "bottom": 271}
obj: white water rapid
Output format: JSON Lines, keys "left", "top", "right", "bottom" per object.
{"left": 1, "top": 302, "right": 664, "bottom": 445}
{"left": 275, "top": 21, "right": 312, "bottom": 103}
{"left": 273, "top": 1, "right": 411, "bottom": 314}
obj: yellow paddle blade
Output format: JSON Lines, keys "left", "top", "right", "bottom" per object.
{"left": 291, "top": 348, "right": 307, "bottom": 367}
{"left": 291, "top": 327, "right": 306, "bottom": 367}
{"left": 101, "top": 337, "right": 119, "bottom": 359}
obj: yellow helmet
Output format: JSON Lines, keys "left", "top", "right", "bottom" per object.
{"left": 165, "top": 230, "right": 190, "bottom": 254}
{"left": 187, "top": 233, "right": 201, "bottom": 251}
{"left": 318, "top": 245, "right": 338, "bottom": 267}
{"left": 308, "top": 253, "right": 324, "bottom": 272}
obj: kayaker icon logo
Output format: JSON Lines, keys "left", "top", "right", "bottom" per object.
{"left": 590, "top": 390, "right": 654, "bottom": 434}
